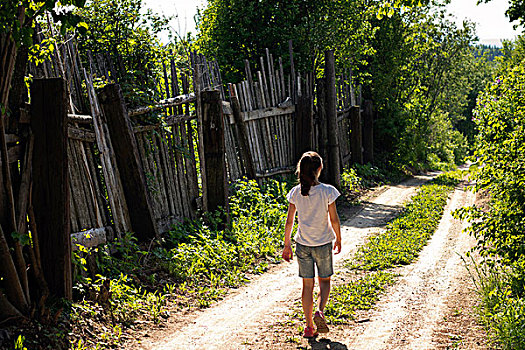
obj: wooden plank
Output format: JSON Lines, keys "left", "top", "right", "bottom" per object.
{"left": 279, "top": 57, "right": 286, "bottom": 100}
{"left": 170, "top": 60, "right": 183, "bottom": 115}
{"left": 266, "top": 49, "right": 275, "bottom": 106}
{"left": 137, "top": 132, "right": 159, "bottom": 220}
{"left": 325, "top": 50, "right": 341, "bottom": 188}
{"left": 75, "top": 140, "right": 100, "bottom": 228}
{"left": 231, "top": 95, "right": 256, "bottom": 179}
{"left": 128, "top": 93, "right": 196, "bottom": 117}
{"left": 67, "top": 140, "right": 81, "bottom": 233}
{"left": 244, "top": 59, "right": 255, "bottom": 109}
{"left": 182, "top": 76, "right": 199, "bottom": 217}
{"left": 157, "top": 129, "right": 177, "bottom": 218}
{"left": 350, "top": 105, "right": 363, "bottom": 164}
{"left": 295, "top": 94, "right": 314, "bottom": 160}
{"left": 84, "top": 142, "right": 110, "bottom": 229}
{"left": 242, "top": 105, "right": 295, "bottom": 122}
{"left": 257, "top": 70, "right": 268, "bottom": 108}
{"left": 176, "top": 123, "right": 193, "bottom": 218}
{"left": 133, "top": 124, "right": 158, "bottom": 133}
{"left": 68, "top": 126, "right": 95, "bottom": 142}
{"left": 198, "top": 90, "right": 229, "bottom": 217}
{"left": 288, "top": 40, "right": 296, "bottom": 101}
{"left": 151, "top": 132, "right": 169, "bottom": 222}
{"left": 31, "top": 78, "right": 72, "bottom": 299}
{"left": 70, "top": 141, "right": 94, "bottom": 230}
{"left": 97, "top": 83, "right": 159, "bottom": 240}
{"left": 362, "top": 100, "right": 374, "bottom": 164}
{"left": 68, "top": 114, "right": 92, "bottom": 124}
{"left": 256, "top": 165, "right": 295, "bottom": 178}
{"left": 275, "top": 69, "right": 282, "bottom": 103}
{"left": 236, "top": 83, "right": 246, "bottom": 112}
{"left": 165, "top": 114, "right": 196, "bottom": 125}
{"left": 170, "top": 124, "right": 187, "bottom": 218}
{"left": 164, "top": 128, "right": 183, "bottom": 217}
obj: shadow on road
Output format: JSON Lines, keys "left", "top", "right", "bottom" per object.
{"left": 307, "top": 337, "right": 348, "bottom": 349}
{"left": 345, "top": 201, "right": 405, "bottom": 228}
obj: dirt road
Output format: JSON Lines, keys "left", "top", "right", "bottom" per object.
{"left": 139, "top": 175, "right": 484, "bottom": 350}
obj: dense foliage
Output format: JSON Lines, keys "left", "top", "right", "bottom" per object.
{"left": 196, "top": 1, "right": 491, "bottom": 171}
{"left": 74, "top": 0, "right": 171, "bottom": 109}
{"left": 457, "top": 35, "right": 525, "bottom": 348}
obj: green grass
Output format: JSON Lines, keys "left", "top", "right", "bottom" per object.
{"left": 324, "top": 271, "right": 397, "bottom": 324}
{"left": 468, "top": 259, "right": 525, "bottom": 349}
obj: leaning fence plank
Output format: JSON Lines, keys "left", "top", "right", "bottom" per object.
{"left": 97, "top": 83, "right": 159, "bottom": 240}
{"left": 78, "top": 140, "right": 103, "bottom": 227}
{"left": 151, "top": 131, "right": 169, "bottom": 223}
{"left": 83, "top": 70, "right": 131, "bottom": 236}
{"left": 265, "top": 49, "right": 275, "bottom": 106}
{"left": 71, "top": 140, "right": 94, "bottom": 228}
{"left": 164, "top": 129, "right": 182, "bottom": 217}
{"left": 176, "top": 122, "right": 193, "bottom": 219}
{"left": 182, "top": 78, "right": 199, "bottom": 214}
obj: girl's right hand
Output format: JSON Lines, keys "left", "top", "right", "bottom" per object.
{"left": 282, "top": 245, "right": 293, "bottom": 262}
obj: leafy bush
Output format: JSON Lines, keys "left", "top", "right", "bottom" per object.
{"left": 340, "top": 167, "right": 362, "bottom": 195}
{"left": 161, "top": 179, "right": 290, "bottom": 303}
{"left": 459, "top": 46, "right": 525, "bottom": 347}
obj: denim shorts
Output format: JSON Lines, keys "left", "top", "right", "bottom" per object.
{"left": 295, "top": 242, "right": 333, "bottom": 278}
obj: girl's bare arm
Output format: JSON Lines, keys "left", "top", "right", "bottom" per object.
{"left": 328, "top": 202, "right": 342, "bottom": 254}
{"left": 282, "top": 203, "right": 296, "bottom": 261}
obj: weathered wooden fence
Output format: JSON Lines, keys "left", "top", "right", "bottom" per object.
{"left": 15, "top": 29, "right": 373, "bottom": 256}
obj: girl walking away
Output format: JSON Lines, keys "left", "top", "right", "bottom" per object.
{"left": 282, "top": 151, "right": 342, "bottom": 338}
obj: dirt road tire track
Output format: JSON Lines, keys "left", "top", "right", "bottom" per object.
{"left": 346, "top": 182, "right": 478, "bottom": 349}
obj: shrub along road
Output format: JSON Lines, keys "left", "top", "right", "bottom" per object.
{"left": 136, "top": 173, "right": 484, "bottom": 349}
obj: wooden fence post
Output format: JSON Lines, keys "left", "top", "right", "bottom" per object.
{"left": 97, "top": 83, "right": 158, "bottom": 241}
{"left": 350, "top": 106, "right": 364, "bottom": 164}
{"left": 198, "top": 90, "right": 229, "bottom": 218}
{"left": 295, "top": 93, "right": 314, "bottom": 160}
{"left": 316, "top": 78, "right": 329, "bottom": 183}
{"left": 31, "top": 78, "right": 72, "bottom": 299}
{"left": 231, "top": 95, "right": 256, "bottom": 180}
{"left": 362, "top": 100, "right": 374, "bottom": 164}
{"left": 325, "top": 50, "right": 341, "bottom": 188}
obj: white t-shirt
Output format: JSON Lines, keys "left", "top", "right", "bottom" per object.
{"left": 286, "top": 183, "right": 341, "bottom": 247}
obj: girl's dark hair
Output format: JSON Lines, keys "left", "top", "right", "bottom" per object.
{"left": 297, "top": 151, "right": 323, "bottom": 196}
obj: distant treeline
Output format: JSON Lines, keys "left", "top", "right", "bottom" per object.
{"left": 475, "top": 44, "right": 503, "bottom": 61}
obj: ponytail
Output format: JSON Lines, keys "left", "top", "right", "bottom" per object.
{"left": 296, "top": 151, "right": 323, "bottom": 196}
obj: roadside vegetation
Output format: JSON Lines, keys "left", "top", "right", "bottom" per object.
{"left": 68, "top": 179, "right": 290, "bottom": 349}
{"left": 11, "top": 164, "right": 402, "bottom": 349}
{"left": 456, "top": 35, "right": 525, "bottom": 349}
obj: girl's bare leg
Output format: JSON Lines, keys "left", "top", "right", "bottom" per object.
{"left": 302, "top": 278, "right": 315, "bottom": 327}
{"left": 317, "top": 277, "right": 331, "bottom": 312}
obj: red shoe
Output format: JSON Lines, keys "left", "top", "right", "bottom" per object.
{"left": 303, "top": 326, "right": 318, "bottom": 338}
{"left": 314, "top": 310, "right": 329, "bottom": 333}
